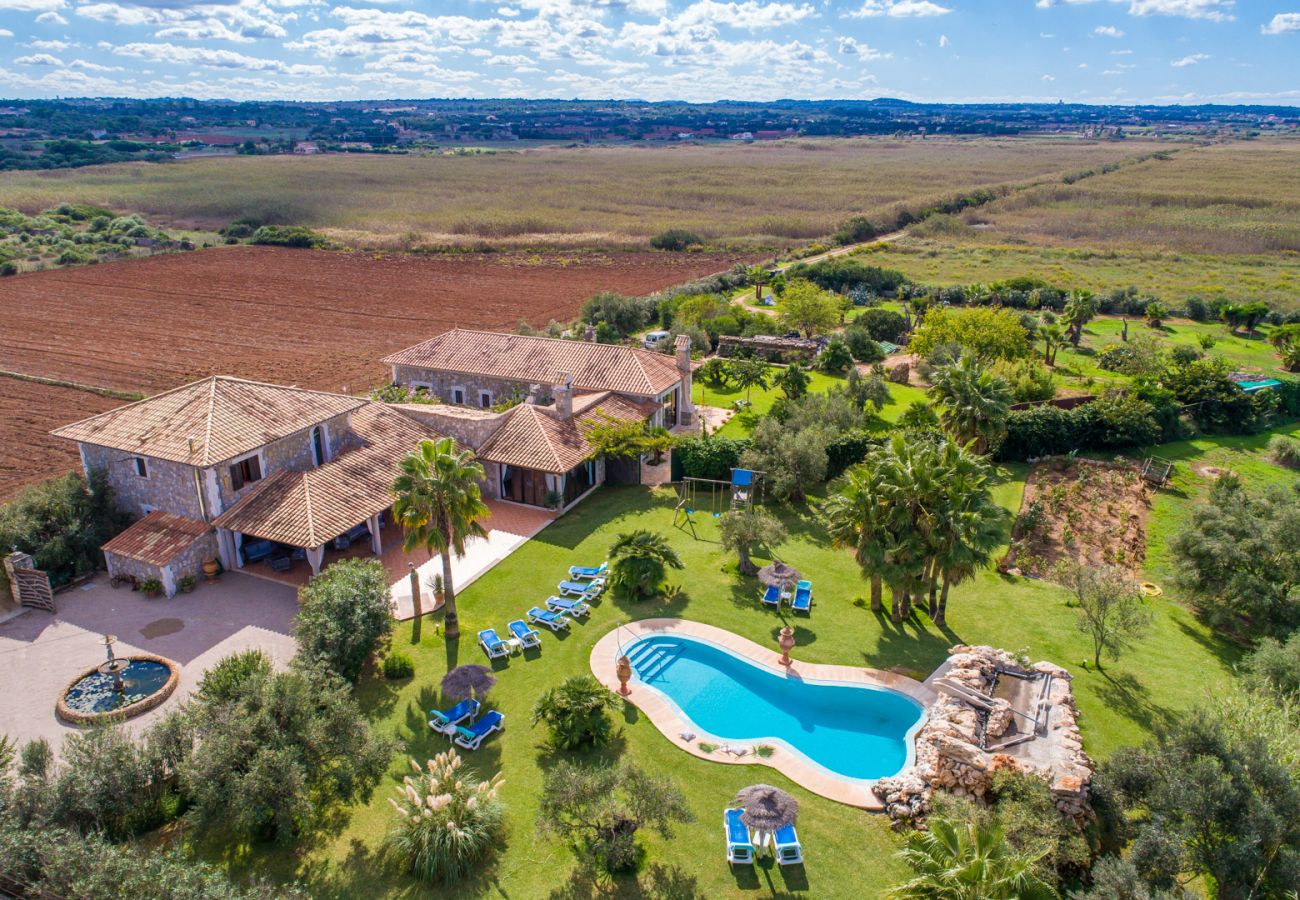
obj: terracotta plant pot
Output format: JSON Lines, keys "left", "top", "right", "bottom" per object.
{"left": 202, "top": 558, "right": 220, "bottom": 583}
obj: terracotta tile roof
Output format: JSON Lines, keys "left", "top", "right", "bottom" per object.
{"left": 211, "top": 402, "right": 441, "bottom": 547}
{"left": 477, "top": 392, "right": 659, "bottom": 474}
{"left": 101, "top": 511, "right": 212, "bottom": 568}
{"left": 51, "top": 376, "right": 366, "bottom": 467}
{"left": 382, "top": 328, "right": 684, "bottom": 398}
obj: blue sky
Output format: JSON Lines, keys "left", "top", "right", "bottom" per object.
{"left": 0, "top": 0, "right": 1297, "bottom": 103}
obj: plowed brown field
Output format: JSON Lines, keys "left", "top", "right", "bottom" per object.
{"left": 0, "top": 245, "right": 750, "bottom": 500}
{"left": 1, "top": 380, "right": 122, "bottom": 498}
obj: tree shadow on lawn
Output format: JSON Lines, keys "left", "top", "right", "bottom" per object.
{"left": 548, "top": 861, "right": 705, "bottom": 899}
{"left": 865, "top": 609, "right": 956, "bottom": 679}
{"left": 531, "top": 486, "right": 674, "bottom": 553}
{"left": 1089, "top": 669, "right": 1176, "bottom": 734}
{"left": 298, "top": 833, "right": 510, "bottom": 900}
{"left": 608, "top": 584, "right": 692, "bottom": 619}
{"left": 1172, "top": 617, "right": 1246, "bottom": 672}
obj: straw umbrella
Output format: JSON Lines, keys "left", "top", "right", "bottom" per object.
{"left": 441, "top": 664, "right": 496, "bottom": 719}
{"left": 733, "top": 784, "right": 799, "bottom": 855}
{"left": 757, "top": 561, "right": 801, "bottom": 592}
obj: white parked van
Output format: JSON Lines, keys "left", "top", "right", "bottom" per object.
{"left": 644, "top": 330, "right": 671, "bottom": 349}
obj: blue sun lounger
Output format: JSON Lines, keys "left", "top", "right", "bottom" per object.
{"left": 725, "top": 808, "right": 755, "bottom": 865}
{"left": 527, "top": 606, "right": 570, "bottom": 631}
{"left": 454, "top": 710, "right": 504, "bottom": 750}
{"left": 558, "top": 579, "right": 602, "bottom": 598}
{"left": 568, "top": 561, "right": 607, "bottom": 580}
{"left": 774, "top": 823, "right": 803, "bottom": 865}
{"left": 478, "top": 628, "right": 509, "bottom": 658}
{"left": 791, "top": 580, "right": 812, "bottom": 614}
{"left": 546, "top": 595, "right": 591, "bottom": 618}
{"left": 761, "top": 584, "right": 782, "bottom": 607}
{"left": 507, "top": 619, "right": 541, "bottom": 649}
{"left": 429, "top": 698, "right": 479, "bottom": 731}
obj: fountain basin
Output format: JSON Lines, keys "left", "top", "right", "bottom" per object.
{"left": 56, "top": 653, "right": 181, "bottom": 725}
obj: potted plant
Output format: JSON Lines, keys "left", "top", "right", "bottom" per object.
{"left": 202, "top": 557, "right": 220, "bottom": 583}
{"left": 432, "top": 573, "right": 445, "bottom": 610}
{"left": 139, "top": 577, "right": 164, "bottom": 598}
{"left": 544, "top": 489, "right": 564, "bottom": 510}
{"left": 177, "top": 574, "right": 197, "bottom": 594}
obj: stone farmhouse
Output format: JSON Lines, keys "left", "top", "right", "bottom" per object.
{"left": 49, "top": 329, "right": 696, "bottom": 596}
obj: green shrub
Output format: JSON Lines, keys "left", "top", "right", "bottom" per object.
{"left": 197, "top": 649, "right": 272, "bottom": 706}
{"left": 382, "top": 652, "right": 415, "bottom": 680}
{"left": 853, "top": 308, "right": 907, "bottom": 344}
{"left": 816, "top": 337, "right": 854, "bottom": 374}
{"left": 844, "top": 328, "right": 885, "bottom": 363}
{"left": 0, "top": 261, "right": 16, "bottom": 276}
{"left": 532, "top": 675, "right": 620, "bottom": 749}
{"left": 385, "top": 751, "right": 505, "bottom": 884}
{"left": 832, "top": 215, "right": 877, "bottom": 246}
{"left": 0, "top": 470, "right": 129, "bottom": 588}
{"left": 649, "top": 228, "right": 703, "bottom": 251}
{"left": 295, "top": 558, "right": 393, "bottom": 682}
{"left": 1269, "top": 435, "right": 1300, "bottom": 469}
{"left": 250, "top": 225, "right": 329, "bottom": 249}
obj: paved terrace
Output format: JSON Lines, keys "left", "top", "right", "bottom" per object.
{"left": 0, "top": 572, "right": 298, "bottom": 753}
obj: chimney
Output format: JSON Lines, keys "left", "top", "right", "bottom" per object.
{"left": 674, "top": 333, "right": 692, "bottom": 374}
{"left": 554, "top": 374, "right": 573, "bottom": 419}
{"left": 526, "top": 383, "right": 542, "bottom": 405}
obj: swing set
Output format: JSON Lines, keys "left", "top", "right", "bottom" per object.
{"left": 673, "top": 468, "right": 765, "bottom": 539}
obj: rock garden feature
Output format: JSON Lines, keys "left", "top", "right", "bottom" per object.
{"left": 1004, "top": 456, "right": 1150, "bottom": 580}
{"left": 874, "top": 645, "right": 1093, "bottom": 828}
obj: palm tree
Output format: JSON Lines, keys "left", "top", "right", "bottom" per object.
{"left": 928, "top": 353, "right": 1013, "bottom": 454}
{"left": 392, "top": 437, "right": 489, "bottom": 639}
{"left": 608, "top": 530, "right": 684, "bottom": 601}
{"left": 1062, "top": 291, "right": 1097, "bottom": 348}
{"left": 1039, "top": 322, "right": 1065, "bottom": 366}
{"left": 925, "top": 442, "right": 1008, "bottom": 627}
{"left": 891, "top": 818, "right": 1058, "bottom": 900}
{"left": 824, "top": 466, "right": 890, "bottom": 612}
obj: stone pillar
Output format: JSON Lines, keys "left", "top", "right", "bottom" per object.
{"left": 160, "top": 565, "right": 177, "bottom": 599}
{"left": 674, "top": 335, "right": 694, "bottom": 426}
{"left": 306, "top": 545, "right": 325, "bottom": 576}
{"left": 369, "top": 514, "right": 383, "bottom": 555}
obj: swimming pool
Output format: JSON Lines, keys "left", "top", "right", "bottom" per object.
{"left": 624, "top": 633, "right": 924, "bottom": 781}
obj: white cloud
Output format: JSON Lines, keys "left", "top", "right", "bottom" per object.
{"left": 34, "top": 10, "right": 67, "bottom": 23}
{"left": 674, "top": 0, "right": 817, "bottom": 30}
{"left": 0, "top": 28, "right": 12, "bottom": 35}
{"left": 0, "top": 0, "right": 64, "bottom": 11}
{"left": 76, "top": 1, "right": 295, "bottom": 43}
{"left": 496, "top": 5, "right": 520, "bottom": 14}
{"left": 1041, "top": 73, "right": 1055, "bottom": 81}
{"left": 1128, "top": 0, "right": 1234, "bottom": 21}
{"left": 1110, "top": 48, "right": 1133, "bottom": 54}
{"left": 836, "top": 34, "right": 888, "bottom": 57}
{"left": 112, "top": 41, "right": 328, "bottom": 75}
{"left": 1170, "top": 52, "right": 1209, "bottom": 65}
{"left": 1262, "top": 12, "right": 1300, "bottom": 33}
{"left": 845, "top": 0, "right": 949, "bottom": 18}
{"left": 1094, "top": 25, "right": 1124, "bottom": 37}
{"left": 938, "top": 32, "right": 948, "bottom": 46}
{"left": 14, "top": 52, "right": 63, "bottom": 64}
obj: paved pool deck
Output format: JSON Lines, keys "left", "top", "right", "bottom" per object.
{"left": 589, "top": 618, "right": 938, "bottom": 810}
{"left": 0, "top": 572, "right": 298, "bottom": 754}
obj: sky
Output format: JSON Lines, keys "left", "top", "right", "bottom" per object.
{"left": 0, "top": 0, "right": 1297, "bottom": 104}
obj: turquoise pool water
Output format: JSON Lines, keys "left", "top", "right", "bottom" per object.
{"left": 625, "top": 634, "right": 924, "bottom": 781}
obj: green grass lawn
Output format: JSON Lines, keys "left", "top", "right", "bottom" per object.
{"left": 1049, "top": 315, "right": 1289, "bottom": 386}
{"left": 207, "top": 421, "right": 1274, "bottom": 897}
{"left": 694, "top": 371, "right": 929, "bottom": 438}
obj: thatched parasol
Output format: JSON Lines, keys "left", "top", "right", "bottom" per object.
{"left": 733, "top": 784, "right": 799, "bottom": 836}
{"left": 757, "top": 561, "right": 801, "bottom": 590}
{"left": 441, "top": 665, "right": 496, "bottom": 707}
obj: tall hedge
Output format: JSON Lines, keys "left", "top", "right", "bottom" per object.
{"left": 673, "top": 435, "right": 751, "bottom": 481}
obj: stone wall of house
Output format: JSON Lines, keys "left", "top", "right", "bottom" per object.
{"left": 396, "top": 406, "right": 507, "bottom": 450}
{"left": 211, "top": 411, "right": 353, "bottom": 511}
{"left": 105, "top": 531, "right": 217, "bottom": 597}
{"left": 103, "top": 553, "right": 164, "bottom": 591}
{"left": 172, "top": 531, "right": 219, "bottom": 582}
{"left": 393, "top": 365, "right": 538, "bottom": 407}
{"left": 82, "top": 445, "right": 204, "bottom": 520}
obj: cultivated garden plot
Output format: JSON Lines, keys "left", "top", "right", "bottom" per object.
{"left": 1005, "top": 457, "right": 1150, "bottom": 580}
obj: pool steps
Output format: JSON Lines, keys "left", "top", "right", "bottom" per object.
{"left": 626, "top": 641, "right": 683, "bottom": 682}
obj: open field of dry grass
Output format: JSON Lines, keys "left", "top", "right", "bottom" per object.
{"left": 0, "top": 137, "right": 1164, "bottom": 250}
{"left": 857, "top": 237, "right": 1300, "bottom": 307}
{"left": 939, "top": 139, "right": 1300, "bottom": 255}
